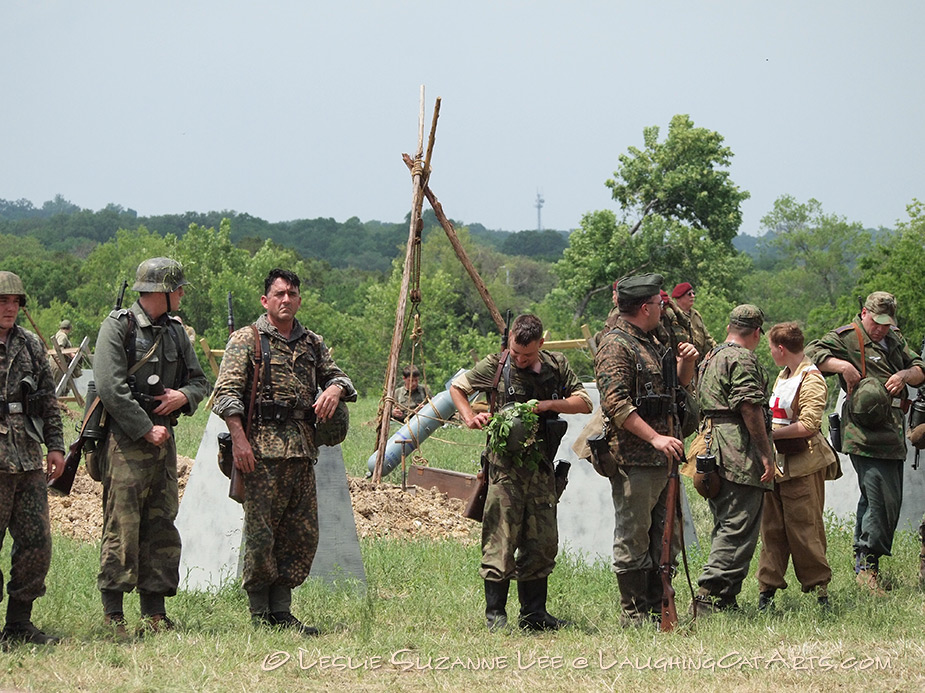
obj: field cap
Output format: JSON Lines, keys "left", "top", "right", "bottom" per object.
{"left": 729, "top": 304, "right": 765, "bottom": 332}
{"left": 864, "top": 291, "right": 897, "bottom": 326}
{"left": 617, "top": 273, "right": 663, "bottom": 300}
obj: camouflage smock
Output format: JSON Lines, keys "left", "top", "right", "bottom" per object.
{"left": 594, "top": 317, "right": 673, "bottom": 467}
{"left": 212, "top": 314, "right": 356, "bottom": 461}
{"left": 94, "top": 301, "right": 210, "bottom": 440}
{"left": 697, "top": 342, "right": 771, "bottom": 489}
{"left": 805, "top": 316, "right": 925, "bottom": 460}
{"left": 671, "top": 307, "right": 716, "bottom": 366}
{"left": 0, "top": 325, "right": 64, "bottom": 472}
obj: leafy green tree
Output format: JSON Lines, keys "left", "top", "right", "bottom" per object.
{"left": 606, "top": 114, "right": 749, "bottom": 245}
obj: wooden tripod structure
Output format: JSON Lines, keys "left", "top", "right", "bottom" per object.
{"left": 371, "top": 87, "right": 505, "bottom": 482}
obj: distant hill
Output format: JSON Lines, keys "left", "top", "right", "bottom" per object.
{"left": 0, "top": 196, "right": 569, "bottom": 272}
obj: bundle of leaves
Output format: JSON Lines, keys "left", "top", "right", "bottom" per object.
{"left": 485, "top": 399, "right": 545, "bottom": 470}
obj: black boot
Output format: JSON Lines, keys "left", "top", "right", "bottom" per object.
{"left": 645, "top": 569, "right": 666, "bottom": 623}
{"left": 758, "top": 589, "right": 776, "bottom": 612}
{"left": 517, "top": 578, "right": 570, "bottom": 631}
{"left": 1, "top": 599, "right": 59, "bottom": 646}
{"left": 267, "top": 583, "right": 319, "bottom": 637}
{"left": 484, "top": 579, "right": 509, "bottom": 631}
{"left": 615, "top": 570, "right": 650, "bottom": 627}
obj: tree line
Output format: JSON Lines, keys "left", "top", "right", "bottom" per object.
{"left": 4, "top": 113, "right": 923, "bottom": 395}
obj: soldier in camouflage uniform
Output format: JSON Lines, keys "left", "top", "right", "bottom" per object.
{"left": 451, "top": 314, "right": 592, "bottom": 631}
{"left": 213, "top": 268, "right": 355, "bottom": 636}
{"left": 0, "top": 272, "right": 65, "bottom": 646}
{"left": 693, "top": 304, "right": 775, "bottom": 616}
{"left": 805, "top": 292, "right": 925, "bottom": 593}
{"left": 670, "top": 282, "right": 716, "bottom": 372}
{"left": 94, "top": 258, "right": 209, "bottom": 635}
{"left": 49, "top": 319, "right": 82, "bottom": 384}
{"left": 594, "top": 274, "right": 698, "bottom": 626}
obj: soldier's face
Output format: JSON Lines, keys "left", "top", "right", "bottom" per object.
{"left": 510, "top": 338, "right": 543, "bottom": 370}
{"left": 860, "top": 308, "right": 891, "bottom": 342}
{"left": 262, "top": 278, "right": 302, "bottom": 325}
{"left": 0, "top": 294, "right": 21, "bottom": 334}
{"left": 676, "top": 290, "right": 695, "bottom": 312}
{"left": 404, "top": 375, "right": 419, "bottom": 389}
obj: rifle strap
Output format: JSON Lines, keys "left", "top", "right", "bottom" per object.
{"left": 246, "top": 325, "right": 261, "bottom": 437}
{"left": 852, "top": 323, "right": 867, "bottom": 379}
{"left": 488, "top": 349, "right": 510, "bottom": 415}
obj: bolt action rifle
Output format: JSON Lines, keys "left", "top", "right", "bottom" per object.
{"left": 462, "top": 310, "right": 512, "bottom": 521}
{"left": 658, "top": 347, "right": 681, "bottom": 631}
{"left": 225, "top": 292, "right": 246, "bottom": 503}
{"left": 49, "top": 280, "right": 129, "bottom": 495}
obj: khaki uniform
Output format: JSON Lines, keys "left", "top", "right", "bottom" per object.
{"left": 0, "top": 326, "right": 64, "bottom": 606}
{"left": 213, "top": 314, "right": 356, "bottom": 592}
{"left": 391, "top": 383, "right": 430, "bottom": 421}
{"left": 94, "top": 302, "right": 209, "bottom": 596}
{"left": 695, "top": 342, "right": 770, "bottom": 605}
{"left": 452, "top": 351, "right": 590, "bottom": 582}
{"left": 756, "top": 358, "right": 833, "bottom": 594}
{"left": 806, "top": 317, "right": 925, "bottom": 561}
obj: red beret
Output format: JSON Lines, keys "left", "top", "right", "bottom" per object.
{"left": 671, "top": 282, "right": 693, "bottom": 299}
{"left": 660, "top": 290, "right": 670, "bottom": 302}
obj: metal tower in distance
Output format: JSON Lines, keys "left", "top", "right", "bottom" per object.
{"left": 535, "top": 190, "right": 545, "bottom": 231}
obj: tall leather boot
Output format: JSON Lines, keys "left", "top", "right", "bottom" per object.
{"left": 484, "top": 579, "right": 509, "bottom": 631}
{"left": 615, "top": 570, "right": 650, "bottom": 627}
{"left": 2, "top": 598, "right": 59, "bottom": 645}
{"left": 268, "top": 583, "right": 318, "bottom": 637}
{"left": 517, "top": 578, "right": 570, "bottom": 631}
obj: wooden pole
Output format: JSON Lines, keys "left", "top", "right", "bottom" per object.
{"left": 402, "top": 154, "right": 506, "bottom": 334}
{"left": 373, "top": 86, "right": 430, "bottom": 483}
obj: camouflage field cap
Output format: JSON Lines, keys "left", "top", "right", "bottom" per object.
{"left": 849, "top": 377, "right": 892, "bottom": 428}
{"left": 864, "top": 291, "right": 897, "bottom": 326}
{"left": 729, "top": 304, "right": 765, "bottom": 332}
{"left": 316, "top": 399, "right": 350, "bottom": 447}
{"left": 59, "top": 319, "right": 72, "bottom": 329}
{"left": 616, "top": 273, "right": 663, "bottom": 300}
{"left": 0, "top": 271, "right": 27, "bottom": 306}
{"left": 132, "top": 257, "right": 190, "bottom": 293}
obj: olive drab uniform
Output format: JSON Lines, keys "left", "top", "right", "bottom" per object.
{"left": 452, "top": 352, "right": 590, "bottom": 583}
{"left": 671, "top": 307, "right": 715, "bottom": 370}
{"left": 0, "top": 325, "right": 64, "bottom": 630}
{"left": 593, "top": 316, "right": 682, "bottom": 623}
{"left": 694, "top": 341, "right": 770, "bottom": 608}
{"left": 212, "top": 314, "right": 356, "bottom": 599}
{"left": 94, "top": 302, "right": 210, "bottom": 598}
{"left": 392, "top": 383, "right": 430, "bottom": 422}
{"left": 805, "top": 317, "right": 925, "bottom": 567}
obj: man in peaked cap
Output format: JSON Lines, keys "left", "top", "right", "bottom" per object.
{"left": 692, "top": 304, "right": 775, "bottom": 616}
{"left": 594, "top": 273, "right": 698, "bottom": 625}
{"left": 806, "top": 291, "right": 925, "bottom": 594}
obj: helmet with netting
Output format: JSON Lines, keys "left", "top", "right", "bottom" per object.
{"left": 0, "top": 271, "right": 27, "bottom": 306}
{"left": 132, "top": 258, "right": 189, "bottom": 293}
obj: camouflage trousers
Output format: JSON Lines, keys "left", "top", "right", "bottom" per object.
{"left": 609, "top": 465, "right": 681, "bottom": 574}
{"left": 98, "top": 432, "right": 181, "bottom": 596}
{"left": 242, "top": 457, "right": 318, "bottom": 592}
{"left": 851, "top": 455, "right": 903, "bottom": 558}
{"left": 697, "top": 479, "right": 764, "bottom": 601}
{"left": 0, "top": 470, "right": 51, "bottom": 604}
{"left": 480, "top": 460, "right": 558, "bottom": 582}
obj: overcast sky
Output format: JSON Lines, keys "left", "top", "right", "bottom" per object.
{"left": 2, "top": 1, "right": 922, "bottom": 236}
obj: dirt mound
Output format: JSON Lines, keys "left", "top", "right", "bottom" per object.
{"left": 48, "top": 458, "right": 477, "bottom": 545}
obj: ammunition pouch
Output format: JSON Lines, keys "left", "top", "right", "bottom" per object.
{"left": 587, "top": 433, "right": 620, "bottom": 478}
{"left": 693, "top": 453, "right": 722, "bottom": 499}
{"left": 634, "top": 393, "right": 672, "bottom": 420}
{"left": 256, "top": 399, "right": 316, "bottom": 424}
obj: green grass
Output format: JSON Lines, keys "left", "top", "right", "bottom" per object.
{"left": 10, "top": 396, "right": 920, "bottom": 691}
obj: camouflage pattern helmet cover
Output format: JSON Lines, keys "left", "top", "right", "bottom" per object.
{"left": 849, "top": 377, "right": 892, "bottom": 428}
{"left": 315, "top": 399, "right": 350, "bottom": 447}
{"left": 0, "top": 271, "right": 27, "bottom": 306}
{"left": 132, "top": 257, "right": 189, "bottom": 293}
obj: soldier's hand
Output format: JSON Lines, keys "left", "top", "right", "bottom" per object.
{"left": 840, "top": 363, "right": 862, "bottom": 394}
{"left": 143, "top": 425, "right": 171, "bottom": 447}
{"left": 153, "top": 388, "right": 189, "bottom": 416}
{"left": 760, "top": 456, "right": 774, "bottom": 483}
{"left": 46, "top": 450, "right": 66, "bottom": 481}
{"left": 677, "top": 341, "right": 699, "bottom": 362}
{"left": 314, "top": 383, "right": 343, "bottom": 422}
{"left": 885, "top": 371, "right": 909, "bottom": 396}
{"left": 464, "top": 411, "right": 492, "bottom": 430}
{"left": 650, "top": 433, "right": 684, "bottom": 461}
{"left": 233, "top": 437, "right": 256, "bottom": 473}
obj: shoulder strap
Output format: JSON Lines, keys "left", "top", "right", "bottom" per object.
{"left": 851, "top": 323, "right": 867, "bottom": 379}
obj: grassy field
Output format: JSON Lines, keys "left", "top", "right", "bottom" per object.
{"left": 2, "top": 397, "right": 924, "bottom": 692}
